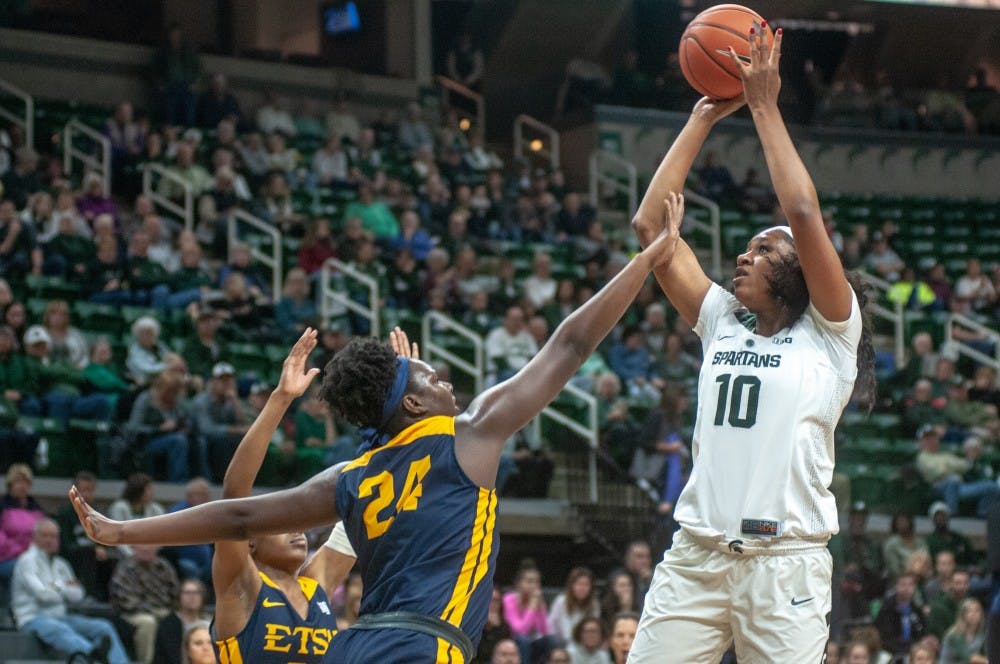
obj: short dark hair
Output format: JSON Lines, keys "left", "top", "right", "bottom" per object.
{"left": 319, "top": 337, "right": 399, "bottom": 429}
{"left": 122, "top": 472, "right": 153, "bottom": 503}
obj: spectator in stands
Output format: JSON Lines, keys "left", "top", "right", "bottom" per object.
{"left": 255, "top": 91, "right": 296, "bottom": 137}
{"left": 54, "top": 471, "right": 113, "bottom": 601}
{"left": 126, "top": 316, "right": 170, "bottom": 386}
{"left": 521, "top": 252, "right": 556, "bottom": 309}
{"left": 477, "top": 587, "right": 514, "bottom": 663}
{"left": 609, "top": 612, "right": 639, "bottom": 664}
{"left": 608, "top": 325, "right": 655, "bottom": 390}
{"left": 954, "top": 259, "right": 996, "bottom": 314}
{"left": 965, "top": 68, "right": 999, "bottom": 133}
{"left": 491, "top": 638, "right": 521, "bottom": 664}
{"left": 485, "top": 306, "right": 538, "bottom": 385}
{"left": 0, "top": 147, "right": 41, "bottom": 209}
{"left": 446, "top": 31, "right": 484, "bottom": 90}
{"left": 694, "top": 151, "right": 737, "bottom": 202}
{"left": 864, "top": 231, "right": 905, "bottom": 282}
{"left": 903, "top": 379, "right": 948, "bottom": 436}
{"left": 41, "top": 300, "right": 88, "bottom": 370}
{"left": 546, "top": 647, "right": 571, "bottom": 664}
{"left": 0, "top": 197, "right": 41, "bottom": 278}
{"left": 22, "top": 191, "right": 57, "bottom": 243}
{"left": 158, "top": 142, "right": 213, "bottom": 200}
{"left": 347, "top": 127, "right": 383, "bottom": 181}
{"left": 888, "top": 266, "right": 940, "bottom": 311}
{"left": 163, "top": 478, "right": 212, "bottom": 585}
{"left": 387, "top": 249, "right": 423, "bottom": 312}
{"left": 925, "top": 550, "right": 957, "bottom": 605}
{"left": 43, "top": 210, "right": 93, "bottom": 279}
{"left": 390, "top": 210, "right": 433, "bottom": 263}
{"left": 336, "top": 571, "right": 363, "bottom": 631}
{"left": 619, "top": 541, "right": 653, "bottom": 611}
{"left": 12, "top": 518, "right": 129, "bottom": 664}
{"left": 152, "top": 23, "right": 200, "bottom": 126}
{"left": 325, "top": 96, "right": 362, "bottom": 145}
{"left": 274, "top": 267, "right": 318, "bottom": 338}
{"left": 183, "top": 622, "right": 215, "bottom": 664}
{"left": 105, "top": 100, "right": 143, "bottom": 176}
{"left": 504, "top": 562, "right": 553, "bottom": 663}
{"left": 876, "top": 572, "right": 927, "bottom": 658}
{"left": 465, "top": 133, "right": 503, "bottom": 173}
{"left": 81, "top": 338, "right": 129, "bottom": 415}
{"left": 897, "top": 333, "right": 942, "bottom": 388}
{"left": 940, "top": 598, "right": 987, "bottom": 664}
{"left": 153, "top": 579, "right": 209, "bottom": 664}
{"left": 297, "top": 217, "right": 337, "bottom": 277}
{"left": 125, "top": 372, "right": 191, "bottom": 483}
{"left": 548, "top": 566, "right": 600, "bottom": 644}
{"left": 76, "top": 172, "right": 118, "bottom": 228}
{"left": 928, "top": 569, "right": 971, "bottom": 638}
{"left": 189, "top": 361, "right": 249, "bottom": 482}
{"left": 917, "top": 425, "right": 1000, "bottom": 517}
{"left": 295, "top": 381, "right": 351, "bottom": 475}
{"left": 85, "top": 235, "right": 126, "bottom": 301}
{"left": 927, "top": 502, "right": 975, "bottom": 566}
{"left": 22, "top": 325, "right": 110, "bottom": 423}
{"left": 842, "top": 501, "right": 886, "bottom": 619}
{"left": 195, "top": 72, "right": 242, "bottom": 129}
{"left": 653, "top": 333, "right": 700, "bottom": 385}
{"left": 600, "top": 572, "right": 635, "bottom": 625}
{"left": 236, "top": 131, "right": 270, "bottom": 186}
{"left": 568, "top": 617, "right": 610, "bottom": 664}
{"left": 635, "top": 387, "right": 689, "bottom": 522}
{"left": 398, "top": 101, "right": 434, "bottom": 155}
{"left": 883, "top": 512, "right": 928, "bottom": 579}
{"left": 945, "top": 381, "right": 999, "bottom": 442}
{"left": 0, "top": 464, "right": 46, "bottom": 587}
{"left": 260, "top": 170, "right": 304, "bottom": 232}
{"left": 311, "top": 134, "right": 351, "bottom": 190}
{"left": 0, "top": 324, "right": 39, "bottom": 414}
{"left": 152, "top": 240, "right": 213, "bottom": 313}
{"left": 4, "top": 300, "right": 26, "bottom": 341}
{"left": 218, "top": 242, "right": 270, "bottom": 296}
{"left": 927, "top": 263, "right": 954, "bottom": 311}
{"left": 343, "top": 180, "right": 399, "bottom": 240}
{"left": 211, "top": 272, "right": 279, "bottom": 343}
{"left": 108, "top": 473, "right": 166, "bottom": 545}
{"left": 554, "top": 191, "right": 594, "bottom": 239}
{"left": 110, "top": 543, "right": 179, "bottom": 664}
{"left": 264, "top": 131, "right": 299, "bottom": 176}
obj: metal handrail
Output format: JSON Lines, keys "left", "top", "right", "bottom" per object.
{"left": 63, "top": 119, "right": 111, "bottom": 196}
{"left": 436, "top": 75, "right": 485, "bottom": 134}
{"left": 514, "top": 114, "right": 560, "bottom": 171}
{"left": 421, "top": 312, "right": 485, "bottom": 395}
{"left": 534, "top": 382, "right": 600, "bottom": 503}
{"left": 589, "top": 149, "right": 638, "bottom": 220}
{"left": 319, "top": 258, "right": 380, "bottom": 337}
{"left": 945, "top": 313, "right": 1000, "bottom": 372}
{"left": 858, "top": 271, "right": 905, "bottom": 367}
{"left": 142, "top": 163, "right": 194, "bottom": 231}
{"left": 227, "top": 210, "right": 283, "bottom": 301}
{"left": 682, "top": 189, "right": 722, "bottom": 281}
{"left": 0, "top": 78, "right": 33, "bottom": 148}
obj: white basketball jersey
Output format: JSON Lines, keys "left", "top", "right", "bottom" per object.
{"left": 673, "top": 284, "right": 862, "bottom": 543}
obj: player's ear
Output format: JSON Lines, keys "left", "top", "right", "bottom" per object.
{"left": 401, "top": 393, "right": 427, "bottom": 417}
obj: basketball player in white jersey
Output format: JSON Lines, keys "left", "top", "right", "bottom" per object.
{"left": 627, "top": 26, "right": 876, "bottom": 662}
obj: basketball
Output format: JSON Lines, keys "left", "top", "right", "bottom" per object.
{"left": 679, "top": 4, "right": 772, "bottom": 100}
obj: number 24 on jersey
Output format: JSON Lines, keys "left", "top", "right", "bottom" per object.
{"left": 357, "top": 455, "right": 431, "bottom": 539}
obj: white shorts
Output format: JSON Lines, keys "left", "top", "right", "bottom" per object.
{"left": 628, "top": 530, "right": 832, "bottom": 664}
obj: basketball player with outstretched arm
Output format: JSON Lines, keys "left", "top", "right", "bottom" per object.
{"left": 628, "top": 26, "right": 875, "bottom": 662}
{"left": 68, "top": 202, "right": 687, "bottom": 664}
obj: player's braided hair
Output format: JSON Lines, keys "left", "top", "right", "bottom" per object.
{"left": 766, "top": 236, "right": 877, "bottom": 413}
{"left": 319, "top": 337, "right": 399, "bottom": 429}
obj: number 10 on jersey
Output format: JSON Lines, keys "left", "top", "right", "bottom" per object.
{"left": 714, "top": 374, "right": 761, "bottom": 429}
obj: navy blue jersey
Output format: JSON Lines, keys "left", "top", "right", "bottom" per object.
{"left": 333, "top": 416, "right": 499, "bottom": 662}
{"left": 215, "top": 572, "right": 336, "bottom": 663}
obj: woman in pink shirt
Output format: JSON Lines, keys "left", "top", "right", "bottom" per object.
{"left": 503, "top": 562, "right": 554, "bottom": 663}
{"left": 0, "top": 464, "right": 46, "bottom": 584}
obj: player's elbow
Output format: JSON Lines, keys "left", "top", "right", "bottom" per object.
{"left": 783, "top": 200, "right": 821, "bottom": 225}
{"left": 631, "top": 212, "right": 657, "bottom": 247}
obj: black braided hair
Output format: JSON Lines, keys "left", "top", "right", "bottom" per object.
{"left": 319, "top": 337, "right": 399, "bottom": 429}
{"left": 766, "top": 231, "right": 876, "bottom": 413}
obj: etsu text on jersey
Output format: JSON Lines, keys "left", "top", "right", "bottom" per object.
{"left": 711, "top": 350, "right": 782, "bottom": 368}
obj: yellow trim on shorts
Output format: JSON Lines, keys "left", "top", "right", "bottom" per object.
{"left": 343, "top": 416, "right": 456, "bottom": 471}
{"left": 440, "top": 487, "right": 497, "bottom": 630}
{"left": 216, "top": 636, "right": 244, "bottom": 664}
{"left": 436, "top": 636, "right": 465, "bottom": 663}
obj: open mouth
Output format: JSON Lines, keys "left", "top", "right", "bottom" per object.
{"left": 734, "top": 267, "right": 749, "bottom": 280}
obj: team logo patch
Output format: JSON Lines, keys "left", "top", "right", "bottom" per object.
{"left": 741, "top": 518, "right": 781, "bottom": 537}
{"left": 317, "top": 601, "right": 331, "bottom": 615}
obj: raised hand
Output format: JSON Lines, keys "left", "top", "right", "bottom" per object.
{"left": 389, "top": 326, "right": 420, "bottom": 360}
{"left": 69, "top": 485, "right": 123, "bottom": 546}
{"left": 692, "top": 95, "right": 746, "bottom": 124}
{"left": 643, "top": 192, "right": 684, "bottom": 270}
{"left": 275, "top": 327, "right": 322, "bottom": 399}
{"left": 728, "top": 22, "right": 781, "bottom": 112}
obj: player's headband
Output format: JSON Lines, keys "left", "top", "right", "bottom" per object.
{"left": 763, "top": 225, "right": 794, "bottom": 241}
{"left": 380, "top": 356, "right": 411, "bottom": 429}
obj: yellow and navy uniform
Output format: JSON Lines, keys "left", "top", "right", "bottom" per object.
{"left": 328, "top": 416, "right": 498, "bottom": 663}
{"left": 215, "top": 572, "right": 336, "bottom": 664}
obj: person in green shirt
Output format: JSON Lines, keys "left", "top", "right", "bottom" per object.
{"left": 151, "top": 242, "right": 215, "bottom": 312}
{"left": 927, "top": 569, "right": 970, "bottom": 638}
{"left": 43, "top": 214, "right": 93, "bottom": 279}
{"left": 292, "top": 385, "right": 336, "bottom": 482}
{"left": 0, "top": 324, "right": 40, "bottom": 418}
{"left": 179, "top": 307, "right": 226, "bottom": 380}
{"left": 925, "top": 502, "right": 975, "bottom": 566}
{"left": 82, "top": 338, "right": 131, "bottom": 414}
{"left": 342, "top": 181, "right": 399, "bottom": 240}
{"left": 22, "top": 325, "right": 111, "bottom": 423}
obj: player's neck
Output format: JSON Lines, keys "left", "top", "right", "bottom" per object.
{"left": 258, "top": 562, "right": 299, "bottom": 586}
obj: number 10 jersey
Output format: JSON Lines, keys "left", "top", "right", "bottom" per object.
{"left": 674, "top": 284, "right": 862, "bottom": 543}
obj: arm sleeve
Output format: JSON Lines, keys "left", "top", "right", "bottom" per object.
{"left": 323, "top": 521, "right": 356, "bottom": 557}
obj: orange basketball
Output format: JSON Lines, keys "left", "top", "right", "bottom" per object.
{"left": 679, "top": 4, "right": 772, "bottom": 100}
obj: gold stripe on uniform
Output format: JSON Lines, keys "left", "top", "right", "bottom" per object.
{"left": 216, "top": 637, "right": 244, "bottom": 664}
{"left": 343, "top": 416, "right": 456, "bottom": 471}
{"left": 440, "top": 488, "right": 497, "bottom": 632}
